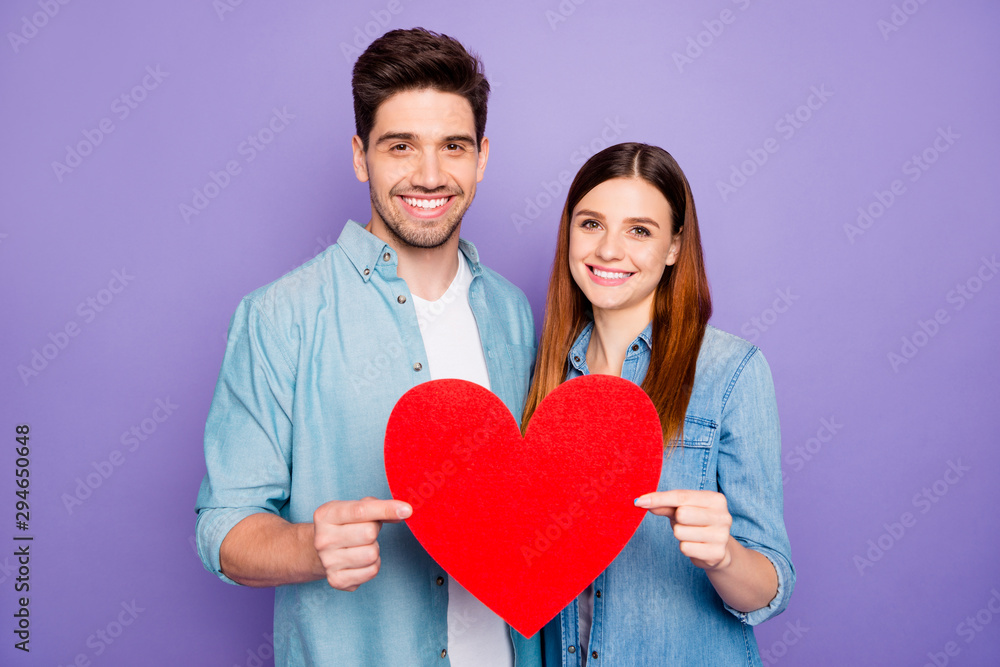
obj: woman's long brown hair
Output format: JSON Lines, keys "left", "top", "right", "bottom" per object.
{"left": 521, "top": 143, "right": 712, "bottom": 447}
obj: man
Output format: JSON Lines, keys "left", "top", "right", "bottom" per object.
{"left": 195, "top": 28, "right": 540, "bottom": 666}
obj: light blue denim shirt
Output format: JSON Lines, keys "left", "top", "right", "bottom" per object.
{"left": 542, "top": 322, "right": 794, "bottom": 666}
{"left": 195, "top": 221, "right": 540, "bottom": 666}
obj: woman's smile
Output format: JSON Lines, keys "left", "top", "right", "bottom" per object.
{"left": 587, "top": 263, "right": 636, "bottom": 285}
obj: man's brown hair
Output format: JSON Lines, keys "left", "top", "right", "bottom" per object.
{"left": 352, "top": 28, "right": 490, "bottom": 151}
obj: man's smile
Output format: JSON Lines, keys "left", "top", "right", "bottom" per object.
{"left": 396, "top": 193, "right": 457, "bottom": 219}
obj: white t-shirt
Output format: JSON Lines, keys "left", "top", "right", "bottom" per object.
{"left": 411, "top": 253, "right": 514, "bottom": 667}
{"left": 578, "top": 584, "right": 594, "bottom": 666}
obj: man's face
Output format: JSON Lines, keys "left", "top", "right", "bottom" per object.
{"left": 352, "top": 88, "right": 489, "bottom": 249}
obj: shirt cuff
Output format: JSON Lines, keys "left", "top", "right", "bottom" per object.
{"left": 722, "top": 538, "right": 795, "bottom": 626}
{"left": 195, "top": 506, "right": 271, "bottom": 586}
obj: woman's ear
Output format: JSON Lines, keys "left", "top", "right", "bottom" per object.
{"left": 666, "top": 227, "right": 683, "bottom": 266}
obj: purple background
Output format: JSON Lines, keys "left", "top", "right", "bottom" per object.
{"left": 2, "top": 1, "right": 999, "bottom": 665}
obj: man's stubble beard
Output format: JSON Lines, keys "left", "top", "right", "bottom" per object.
{"left": 369, "top": 183, "right": 469, "bottom": 250}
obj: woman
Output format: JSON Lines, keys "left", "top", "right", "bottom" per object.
{"left": 523, "top": 143, "right": 794, "bottom": 665}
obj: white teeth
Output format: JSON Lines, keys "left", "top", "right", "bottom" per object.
{"left": 592, "top": 268, "right": 632, "bottom": 280}
{"left": 402, "top": 196, "right": 448, "bottom": 209}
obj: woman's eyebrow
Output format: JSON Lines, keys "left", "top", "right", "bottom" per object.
{"left": 625, "top": 216, "right": 661, "bottom": 228}
{"left": 574, "top": 210, "right": 662, "bottom": 228}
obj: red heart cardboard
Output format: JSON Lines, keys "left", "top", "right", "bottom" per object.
{"left": 384, "top": 374, "right": 664, "bottom": 638}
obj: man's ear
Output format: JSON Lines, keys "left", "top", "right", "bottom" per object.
{"left": 666, "top": 226, "right": 683, "bottom": 266}
{"left": 476, "top": 136, "right": 489, "bottom": 183}
{"left": 352, "top": 135, "right": 369, "bottom": 183}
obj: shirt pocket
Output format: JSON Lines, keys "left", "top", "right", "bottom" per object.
{"left": 661, "top": 416, "right": 717, "bottom": 491}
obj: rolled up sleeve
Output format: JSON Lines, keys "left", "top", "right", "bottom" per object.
{"left": 195, "top": 297, "right": 296, "bottom": 584}
{"left": 716, "top": 348, "right": 795, "bottom": 625}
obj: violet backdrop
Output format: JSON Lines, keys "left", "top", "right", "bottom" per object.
{"left": 2, "top": 1, "right": 998, "bottom": 665}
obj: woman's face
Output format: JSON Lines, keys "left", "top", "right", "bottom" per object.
{"left": 568, "top": 177, "right": 681, "bottom": 320}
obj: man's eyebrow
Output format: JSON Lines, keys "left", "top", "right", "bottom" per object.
{"left": 375, "top": 132, "right": 417, "bottom": 145}
{"left": 374, "top": 132, "right": 477, "bottom": 146}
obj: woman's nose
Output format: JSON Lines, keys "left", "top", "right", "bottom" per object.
{"left": 595, "top": 231, "right": 624, "bottom": 261}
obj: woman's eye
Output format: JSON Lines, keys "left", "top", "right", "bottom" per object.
{"left": 631, "top": 226, "right": 651, "bottom": 237}
{"left": 582, "top": 219, "right": 600, "bottom": 229}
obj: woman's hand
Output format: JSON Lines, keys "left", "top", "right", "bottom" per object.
{"left": 636, "top": 488, "right": 779, "bottom": 612}
{"left": 635, "top": 489, "right": 734, "bottom": 571}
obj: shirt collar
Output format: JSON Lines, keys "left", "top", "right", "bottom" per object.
{"left": 458, "top": 238, "right": 483, "bottom": 278}
{"left": 336, "top": 220, "right": 483, "bottom": 282}
{"left": 567, "top": 320, "right": 653, "bottom": 373}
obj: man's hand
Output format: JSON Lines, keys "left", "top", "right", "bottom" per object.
{"left": 635, "top": 489, "right": 734, "bottom": 570}
{"left": 313, "top": 496, "right": 412, "bottom": 591}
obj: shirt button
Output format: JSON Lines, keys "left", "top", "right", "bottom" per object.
{"left": 631, "top": 344, "right": 639, "bottom": 352}
{"left": 440, "top": 649, "right": 447, "bottom": 658}
{"left": 363, "top": 268, "right": 370, "bottom": 276}
{"left": 397, "top": 295, "right": 406, "bottom": 304}
{"left": 568, "top": 646, "right": 576, "bottom": 654}
{"left": 592, "top": 651, "right": 599, "bottom": 659}
{"left": 436, "top": 576, "right": 444, "bottom": 586}
{"left": 573, "top": 355, "right": 580, "bottom": 362}
{"left": 383, "top": 252, "right": 391, "bottom": 262}
{"left": 595, "top": 589, "right": 602, "bottom": 598}
{"left": 413, "top": 362, "right": 423, "bottom": 372}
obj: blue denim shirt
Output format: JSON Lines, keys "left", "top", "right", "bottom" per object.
{"left": 542, "top": 322, "right": 794, "bottom": 666}
{"left": 195, "top": 221, "right": 541, "bottom": 666}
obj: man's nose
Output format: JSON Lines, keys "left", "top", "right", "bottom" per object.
{"left": 412, "top": 151, "right": 448, "bottom": 190}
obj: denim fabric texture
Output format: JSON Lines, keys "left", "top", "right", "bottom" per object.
{"left": 542, "top": 321, "right": 795, "bottom": 667}
{"left": 195, "top": 221, "right": 540, "bottom": 666}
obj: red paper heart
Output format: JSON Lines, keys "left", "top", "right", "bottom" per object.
{"left": 384, "top": 374, "right": 664, "bottom": 638}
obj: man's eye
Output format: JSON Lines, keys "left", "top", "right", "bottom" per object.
{"left": 446, "top": 143, "right": 465, "bottom": 151}
{"left": 391, "top": 144, "right": 408, "bottom": 151}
